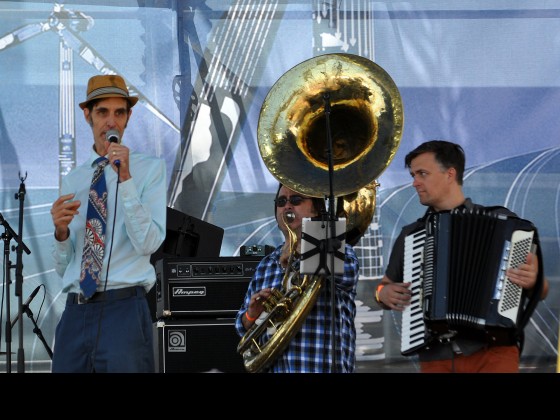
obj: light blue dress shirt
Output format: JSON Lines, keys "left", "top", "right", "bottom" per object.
{"left": 53, "top": 149, "right": 167, "bottom": 294}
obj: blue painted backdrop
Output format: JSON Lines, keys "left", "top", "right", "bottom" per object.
{"left": 0, "top": 1, "right": 558, "bottom": 372}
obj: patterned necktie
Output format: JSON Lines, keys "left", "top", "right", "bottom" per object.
{"left": 80, "top": 156, "right": 109, "bottom": 298}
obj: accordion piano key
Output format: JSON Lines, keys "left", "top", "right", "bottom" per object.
{"left": 401, "top": 229, "right": 427, "bottom": 355}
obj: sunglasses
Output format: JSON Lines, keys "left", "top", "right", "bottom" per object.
{"left": 274, "top": 195, "right": 309, "bottom": 207}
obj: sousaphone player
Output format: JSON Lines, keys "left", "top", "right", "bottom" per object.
{"left": 235, "top": 53, "right": 404, "bottom": 373}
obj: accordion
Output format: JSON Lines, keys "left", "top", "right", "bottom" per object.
{"left": 401, "top": 209, "right": 537, "bottom": 356}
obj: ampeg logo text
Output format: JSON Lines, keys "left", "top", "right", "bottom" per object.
{"left": 172, "top": 286, "right": 206, "bottom": 297}
{"left": 168, "top": 330, "right": 186, "bottom": 352}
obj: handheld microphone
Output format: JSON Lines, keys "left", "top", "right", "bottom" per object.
{"left": 11, "top": 285, "right": 42, "bottom": 328}
{"left": 106, "top": 129, "right": 120, "bottom": 166}
{"left": 23, "top": 285, "right": 41, "bottom": 309}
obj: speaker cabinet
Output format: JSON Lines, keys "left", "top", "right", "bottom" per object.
{"left": 153, "top": 319, "right": 246, "bottom": 373}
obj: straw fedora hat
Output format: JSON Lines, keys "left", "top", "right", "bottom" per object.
{"left": 79, "top": 75, "right": 139, "bottom": 109}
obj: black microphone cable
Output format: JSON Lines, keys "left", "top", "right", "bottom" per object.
{"left": 90, "top": 162, "right": 120, "bottom": 373}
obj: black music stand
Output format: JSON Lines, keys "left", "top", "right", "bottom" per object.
{"left": 309, "top": 91, "right": 345, "bottom": 372}
{"left": 300, "top": 217, "right": 346, "bottom": 276}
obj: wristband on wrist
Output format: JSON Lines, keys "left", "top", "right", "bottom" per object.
{"left": 245, "top": 311, "right": 257, "bottom": 322}
{"left": 375, "top": 283, "right": 385, "bottom": 304}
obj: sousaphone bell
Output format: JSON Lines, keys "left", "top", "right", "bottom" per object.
{"left": 258, "top": 53, "right": 403, "bottom": 244}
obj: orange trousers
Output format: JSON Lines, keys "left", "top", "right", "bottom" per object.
{"left": 419, "top": 345, "right": 520, "bottom": 373}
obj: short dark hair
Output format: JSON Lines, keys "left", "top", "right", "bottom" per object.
{"left": 405, "top": 140, "right": 465, "bottom": 185}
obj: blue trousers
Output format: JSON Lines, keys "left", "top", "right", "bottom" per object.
{"left": 52, "top": 287, "right": 155, "bottom": 373}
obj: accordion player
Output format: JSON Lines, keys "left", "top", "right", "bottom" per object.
{"left": 400, "top": 208, "right": 544, "bottom": 356}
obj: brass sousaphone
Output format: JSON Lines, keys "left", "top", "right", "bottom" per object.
{"left": 238, "top": 53, "right": 403, "bottom": 372}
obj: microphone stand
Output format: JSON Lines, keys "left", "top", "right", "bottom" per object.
{"left": 322, "top": 92, "right": 342, "bottom": 373}
{"left": 11, "top": 304, "right": 53, "bottom": 360}
{"left": 15, "top": 172, "right": 28, "bottom": 373}
{"left": 0, "top": 209, "right": 30, "bottom": 373}
{"left": 1, "top": 218, "right": 14, "bottom": 373}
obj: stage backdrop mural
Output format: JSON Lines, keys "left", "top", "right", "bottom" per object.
{"left": 0, "top": 1, "right": 558, "bottom": 373}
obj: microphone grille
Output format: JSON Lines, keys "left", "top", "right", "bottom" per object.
{"left": 106, "top": 129, "right": 120, "bottom": 143}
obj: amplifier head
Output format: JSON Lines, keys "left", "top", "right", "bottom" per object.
{"left": 154, "top": 256, "right": 262, "bottom": 319}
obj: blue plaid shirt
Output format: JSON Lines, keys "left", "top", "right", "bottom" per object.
{"left": 235, "top": 243, "right": 359, "bottom": 373}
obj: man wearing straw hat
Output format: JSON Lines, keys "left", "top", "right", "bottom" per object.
{"left": 50, "top": 74, "right": 167, "bottom": 373}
